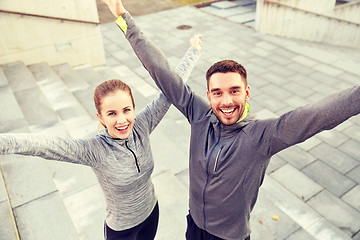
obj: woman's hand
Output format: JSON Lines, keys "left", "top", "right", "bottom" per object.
{"left": 101, "top": 0, "right": 127, "bottom": 18}
{"left": 190, "top": 34, "right": 203, "bottom": 50}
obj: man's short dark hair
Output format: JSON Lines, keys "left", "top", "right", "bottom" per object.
{"left": 206, "top": 60, "right": 247, "bottom": 89}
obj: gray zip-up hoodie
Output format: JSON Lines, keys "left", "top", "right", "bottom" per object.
{"left": 0, "top": 44, "right": 200, "bottom": 231}
{"left": 121, "top": 12, "right": 360, "bottom": 239}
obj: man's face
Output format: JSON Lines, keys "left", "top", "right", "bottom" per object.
{"left": 207, "top": 72, "right": 250, "bottom": 125}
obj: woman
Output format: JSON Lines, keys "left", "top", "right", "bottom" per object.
{"left": 0, "top": 34, "right": 202, "bottom": 240}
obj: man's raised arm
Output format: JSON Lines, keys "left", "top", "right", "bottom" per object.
{"left": 101, "top": 0, "right": 208, "bottom": 119}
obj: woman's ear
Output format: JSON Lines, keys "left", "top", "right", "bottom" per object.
{"left": 97, "top": 113, "right": 105, "bottom": 127}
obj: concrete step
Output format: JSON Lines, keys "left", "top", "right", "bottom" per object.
{"left": 71, "top": 66, "right": 106, "bottom": 119}
{"left": 29, "top": 62, "right": 105, "bottom": 239}
{"left": 27, "top": 62, "right": 105, "bottom": 239}
{"left": 0, "top": 164, "right": 20, "bottom": 240}
{"left": 75, "top": 66, "right": 104, "bottom": 88}
{"left": 52, "top": 63, "right": 90, "bottom": 92}
{"left": 1, "top": 154, "right": 79, "bottom": 240}
{"left": 2, "top": 61, "right": 59, "bottom": 132}
{"left": 28, "top": 62, "right": 95, "bottom": 134}
{"left": 0, "top": 66, "right": 8, "bottom": 87}
{"left": 0, "top": 66, "right": 29, "bottom": 134}
{"left": 1, "top": 59, "right": 192, "bottom": 240}
{"left": 0, "top": 67, "right": 20, "bottom": 239}
{"left": 53, "top": 64, "right": 99, "bottom": 119}
{"left": 200, "top": 0, "right": 256, "bottom": 27}
{"left": 0, "top": 62, "right": 81, "bottom": 239}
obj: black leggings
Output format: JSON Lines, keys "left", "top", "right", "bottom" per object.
{"left": 104, "top": 203, "right": 159, "bottom": 240}
{"left": 185, "top": 213, "right": 250, "bottom": 240}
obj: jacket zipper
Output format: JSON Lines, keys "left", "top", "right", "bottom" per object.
{"left": 125, "top": 141, "right": 140, "bottom": 173}
{"left": 213, "top": 147, "right": 223, "bottom": 172}
{"left": 202, "top": 125, "right": 221, "bottom": 229}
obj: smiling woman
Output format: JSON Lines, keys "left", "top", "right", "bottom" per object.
{"left": 94, "top": 80, "right": 135, "bottom": 139}
{"left": 0, "top": 30, "right": 202, "bottom": 240}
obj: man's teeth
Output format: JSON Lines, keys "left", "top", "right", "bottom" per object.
{"left": 222, "top": 109, "right": 235, "bottom": 115}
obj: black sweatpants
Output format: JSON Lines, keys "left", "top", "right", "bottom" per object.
{"left": 186, "top": 213, "right": 250, "bottom": 240}
{"left": 104, "top": 203, "right": 159, "bottom": 240}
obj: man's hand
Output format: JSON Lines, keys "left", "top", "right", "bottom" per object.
{"left": 101, "top": 0, "right": 126, "bottom": 18}
{"left": 190, "top": 34, "right": 203, "bottom": 51}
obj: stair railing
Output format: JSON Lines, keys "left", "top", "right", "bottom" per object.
{"left": 0, "top": 9, "right": 100, "bottom": 25}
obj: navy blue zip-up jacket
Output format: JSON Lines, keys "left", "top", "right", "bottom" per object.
{"left": 121, "top": 12, "right": 360, "bottom": 240}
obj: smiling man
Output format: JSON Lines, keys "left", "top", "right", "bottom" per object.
{"left": 206, "top": 61, "right": 250, "bottom": 126}
{"left": 102, "top": 0, "right": 360, "bottom": 239}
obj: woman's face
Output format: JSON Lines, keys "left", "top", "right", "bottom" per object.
{"left": 97, "top": 90, "right": 135, "bottom": 139}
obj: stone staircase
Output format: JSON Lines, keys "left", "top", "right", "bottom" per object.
{"left": 0, "top": 61, "right": 114, "bottom": 240}
{"left": 199, "top": 0, "right": 257, "bottom": 28}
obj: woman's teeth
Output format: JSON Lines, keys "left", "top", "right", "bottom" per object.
{"left": 116, "top": 125, "right": 128, "bottom": 131}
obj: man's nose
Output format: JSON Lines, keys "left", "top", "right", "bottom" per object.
{"left": 222, "top": 93, "right": 233, "bottom": 105}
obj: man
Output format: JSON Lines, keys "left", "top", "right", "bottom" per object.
{"left": 102, "top": 0, "right": 360, "bottom": 239}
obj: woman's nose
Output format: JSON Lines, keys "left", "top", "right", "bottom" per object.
{"left": 116, "top": 114, "right": 126, "bottom": 124}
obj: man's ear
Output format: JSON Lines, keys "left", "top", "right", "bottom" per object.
{"left": 245, "top": 85, "right": 250, "bottom": 101}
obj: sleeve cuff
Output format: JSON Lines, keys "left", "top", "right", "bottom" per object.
{"left": 115, "top": 13, "right": 128, "bottom": 34}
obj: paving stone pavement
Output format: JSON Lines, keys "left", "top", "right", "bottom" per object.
{"left": 1, "top": 1, "right": 360, "bottom": 240}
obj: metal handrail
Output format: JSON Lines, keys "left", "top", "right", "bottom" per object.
{"left": 0, "top": 9, "right": 100, "bottom": 25}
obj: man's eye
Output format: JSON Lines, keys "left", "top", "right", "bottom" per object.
{"left": 213, "top": 92, "right": 221, "bottom": 96}
{"left": 124, "top": 109, "right": 131, "bottom": 113}
{"left": 108, "top": 112, "right": 115, "bottom": 116}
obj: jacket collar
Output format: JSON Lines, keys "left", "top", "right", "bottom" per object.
{"left": 210, "top": 111, "right": 256, "bottom": 132}
{"left": 98, "top": 128, "right": 134, "bottom": 144}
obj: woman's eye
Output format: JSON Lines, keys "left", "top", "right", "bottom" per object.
{"left": 108, "top": 112, "right": 115, "bottom": 116}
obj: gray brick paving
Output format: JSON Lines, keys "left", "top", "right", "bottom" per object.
{"left": 286, "top": 62, "right": 315, "bottom": 75}
{"left": 283, "top": 95, "right": 310, "bottom": 108}
{"left": 342, "top": 185, "right": 360, "bottom": 212}
{"left": 309, "top": 143, "right": 359, "bottom": 174}
{"left": 270, "top": 164, "right": 323, "bottom": 201}
{"left": 307, "top": 190, "right": 360, "bottom": 237}
{"left": 302, "top": 160, "right": 356, "bottom": 197}
{"left": 347, "top": 166, "right": 360, "bottom": 184}
{"left": 317, "top": 129, "right": 349, "bottom": 147}
{"left": 250, "top": 192, "right": 300, "bottom": 240}
{"left": 343, "top": 124, "right": 360, "bottom": 142}
{"left": 277, "top": 145, "right": 317, "bottom": 169}
{"left": 285, "top": 228, "right": 317, "bottom": 240}
{"left": 338, "top": 139, "right": 360, "bottom": 160}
